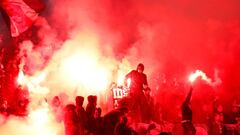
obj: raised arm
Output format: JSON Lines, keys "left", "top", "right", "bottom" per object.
{"left": 183, "top": 86, "right": 193, "bottom": 106}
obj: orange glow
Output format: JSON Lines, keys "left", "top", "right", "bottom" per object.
{"left": 26, "top": 101, "right": 61, "bottom": 135}
{"left": 29, "top": 105, "right": 49, "bottom": 128}
{"left": 17, "top": 70, "right": 25, "bottom": 86}
{"left": 17, "top": 70, "right": 49, "bottom": 94}
{"left": 117, "top": 71, "right": 125, "bottom": 85}
{"left": 116, "top": 72, "right": 131, "bottom": 87}
{"left": 60, "top": 53, "right": 110, "bottom": 92}
{"left": 0, "top": 104, "right": 62, "bottom": 135}
{"left": 116, "top": 62, "right": 132, "bottom": 86}
{"left": 26, "top": 72, "right": 49, "bottom": 94}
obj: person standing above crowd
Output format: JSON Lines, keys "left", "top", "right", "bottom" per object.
{"left": 124, "top": 63, "right": 148, "bottom": 123}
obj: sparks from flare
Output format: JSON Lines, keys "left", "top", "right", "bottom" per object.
{"left": 189, "top": 70, "right": 212, "bottom": 83}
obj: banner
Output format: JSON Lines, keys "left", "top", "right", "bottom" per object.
{"left": 1, "top": 0, "right": 38, "bottom": 37}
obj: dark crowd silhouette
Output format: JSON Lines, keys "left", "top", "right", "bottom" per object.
{"left": 0, "top": 62, "right": 239, "bottom": 135}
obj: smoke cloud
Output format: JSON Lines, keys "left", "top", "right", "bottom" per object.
{"left": 0, "top": 0, "right": 240, "bottom": 134}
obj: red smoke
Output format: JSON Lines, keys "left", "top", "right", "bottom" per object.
{"left": 0, "top": 0, "right": 240, "bottom": 133}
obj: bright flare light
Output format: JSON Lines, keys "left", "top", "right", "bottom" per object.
{"left": 189, "top": 70, "right": 212, "bottom": 83}
{"left": 15, "top": 70, "right": 60, "bottom": 135}
{"left": 17, "top": 70, "right": 25, "bottom": 86}
{"left": 26, "top": 72, "right": 49, "bottom": 94}
{"left": 61, "top": 53, "right": 110, "bottom": 92}
{"left": 27, "top": 101, "right": 61, "bottom": 135}
{"left": 116, "top": 61, "right": 132, "bottom": 86}
{"left": 117, "top": 72, "right": 125, "bottom": 85}
{"left": 17, "top": 70, "right": 49, "bottom": 94}
{"left": 29, "top": 106, "right": 49, "bottom": 128}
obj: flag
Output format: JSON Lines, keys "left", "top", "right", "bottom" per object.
{"left": 1, "top": 0, "right": 38, "bottom": 37}
{"left": 23, "top": 0, "right": 45, "bottom": 13}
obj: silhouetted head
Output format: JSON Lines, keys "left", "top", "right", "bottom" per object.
{"left": 94, "top": 107, "right": 102, "bottom": 118}
{"left": 64, "top": 104, "right": 77, "bottom": 119}
{"left": 87, "top": 95, "right": 97, "bottom": 106}
{"left": 75, "top": 96, "right": 84, "bottom": 107}
{"left": 137, "top": 63, "right": 144, "bottom": 73}
{"left": 52, "top": 96, "right": 60, "bottom": 107}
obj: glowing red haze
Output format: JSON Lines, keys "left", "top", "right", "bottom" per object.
{"left": 0, "top": 0, "right": 240, "bottom": 134}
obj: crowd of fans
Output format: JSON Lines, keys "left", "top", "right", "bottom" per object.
{"left": 47, "top": 90, "right": 239, "bottom": 135}
{"left": 0, "top": 61, "right": 239, "bottom": 135}
{"left": 0, "top": 55, "right": 240, "bottom": 135}
{"left": 53, "top": 92, "right": 239, "bottom": 135}
{"left": 0, "top": 1, "right": 240, "bottom": 134}
{"left": 48, "top": 93, "right": 173, "bottom": 135}
{"left": 50, "top": 95, "right": 135, "bottom": 135}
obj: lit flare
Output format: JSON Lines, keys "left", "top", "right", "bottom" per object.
{"left": 189, "top": 70, "right": 212, "bottom": 83}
